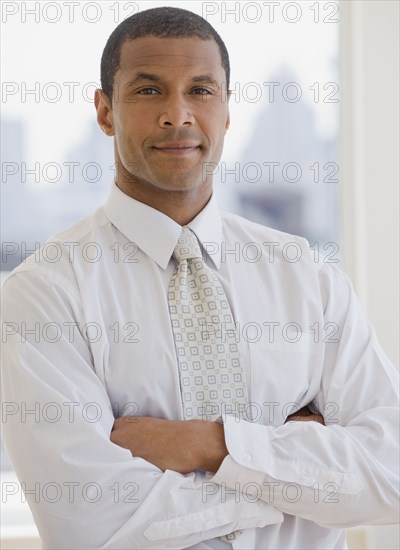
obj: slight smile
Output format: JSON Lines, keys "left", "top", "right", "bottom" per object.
{"left": 152, "top": 143, "right": 201, "bottom": 156}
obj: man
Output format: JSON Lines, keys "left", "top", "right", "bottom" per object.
{"left": 1, "top": 7, "right": 398, "bottom": 550}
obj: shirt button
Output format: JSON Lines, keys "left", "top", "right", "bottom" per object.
{"left": 243, "top": 453, "right": 251, "bottom": 462}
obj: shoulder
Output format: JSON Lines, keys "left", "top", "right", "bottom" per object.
{"left": 220, "top": 208, "right": 313, "bottom": 259}
{"left": 221, "top": 209, "right": 308, "bottom": 245}
{"left": 219, "top": 209, "right": 349, "bottom": 289}
{"left": 2, "top": 206, "right": 109, "bottom": 296}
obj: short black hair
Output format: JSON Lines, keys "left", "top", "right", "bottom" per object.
{"left": 100, "top": 6, "right": 230, "bottom": 103}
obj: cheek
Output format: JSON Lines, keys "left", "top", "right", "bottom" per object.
{"left": 114, "top": 110, "right": 153, "bottom": 152}
{"left": 209, "top": 120, "right": 228, "bottom": 151}
{"left": 114, "top": 121, "right": 141, "bottom": 158}
{"left": 203, "top": 107, "right": 229, "bottom": 141}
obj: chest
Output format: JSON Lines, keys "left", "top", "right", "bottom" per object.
{"left": 79, "top": 258, "right": 325, "bottom": 424}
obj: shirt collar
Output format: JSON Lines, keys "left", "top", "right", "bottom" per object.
{"left": 103, "top": 182, "right": 222, "bottom": 270}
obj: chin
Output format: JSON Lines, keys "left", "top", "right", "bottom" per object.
{"left": 156, "top": 173, "right": 204, "bottom": 191}
{"left": 157, "top": 181, "right": 200, "bottom": 192}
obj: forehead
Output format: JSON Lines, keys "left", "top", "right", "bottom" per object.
{"left": 117, "top": 36, "right": 225, "bottom": 80}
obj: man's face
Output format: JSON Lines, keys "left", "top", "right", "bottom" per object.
{"left": 104, "top": 36, "right": 230, "bottom": 194}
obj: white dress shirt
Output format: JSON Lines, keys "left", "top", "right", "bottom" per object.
{"left": 1, "top": 182, "right": 398, "bottom": 549}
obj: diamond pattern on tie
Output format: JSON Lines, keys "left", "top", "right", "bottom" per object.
{"left": 168, "top": 226, "right": 249, "bottom": 422}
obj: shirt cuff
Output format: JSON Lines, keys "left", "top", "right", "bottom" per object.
{"left": 208, "top": 415, "right": 270, "bottom": 490}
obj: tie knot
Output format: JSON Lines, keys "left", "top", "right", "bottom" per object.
{"left": 173, "top": 227, "right": 202, "bottom": 263}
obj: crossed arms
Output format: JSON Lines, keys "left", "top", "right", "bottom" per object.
{"left": 110, "top": 407, "right": 325, "bottom": 474}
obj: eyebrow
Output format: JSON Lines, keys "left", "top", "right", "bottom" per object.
{"left": 190, "top": 75, "right": 219, "bottom": 86}
{"left": 124, "top": 72, "right": 220, "bottom": 89}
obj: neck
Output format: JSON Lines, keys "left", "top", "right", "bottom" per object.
{"left": 117, "top": 182, "right": 212, "bottom": 225}
{"left": 115, "top": 175, "right": 213, "bottom": 226}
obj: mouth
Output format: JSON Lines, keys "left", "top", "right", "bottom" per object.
{"left": 152, "top": 143, "right": 201, "bottom": 156}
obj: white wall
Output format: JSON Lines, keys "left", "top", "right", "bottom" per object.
{"left": 340, "top": 1, "right": 399, "bottom": 548}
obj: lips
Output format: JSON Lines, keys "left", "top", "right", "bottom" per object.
{"left": 152, "top": 142, "right": 201, "bottom": 155}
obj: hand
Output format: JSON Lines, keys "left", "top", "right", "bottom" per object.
{"left": 285, "top": 406, "right": 325, "bottom": 425}
{"left": 110, "top": 416, "right": 228, "bottom": 475}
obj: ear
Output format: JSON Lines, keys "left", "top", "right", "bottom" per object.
{"left": 225, "top": 105, "right": 230, "bottom": 134}
{"left": 224, "top": 90, "right": 231, "bottom": 133}
{"left": 94, "top": 89, "right": 115, "bottom": 136}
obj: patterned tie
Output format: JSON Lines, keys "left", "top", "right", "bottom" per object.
{"left": 168, "top": 226, "right": 249, "bottom": 422}
{"left": 168, "top": 227, "right": 248, "bottom": 543}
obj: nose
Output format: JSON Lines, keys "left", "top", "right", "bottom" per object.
{"left": 158, "top": 95, "right": 195, "bottom": 127}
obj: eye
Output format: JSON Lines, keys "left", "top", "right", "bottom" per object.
{"left": 137, "top": 87, "right": 159, "bottom": 95}
{"left": 191, "top": 87, "right": 214, "bottom": 95}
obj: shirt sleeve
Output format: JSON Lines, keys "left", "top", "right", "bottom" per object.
{"left": 209, "top": 262, "right": 399, "bottom": 528}
{"left": 1, "top": 269, "right": 283, "bottom": 550}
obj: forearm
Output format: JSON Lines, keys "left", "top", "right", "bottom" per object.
{"left": 111, "top": 416, "right": 229, "bottom": 474}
